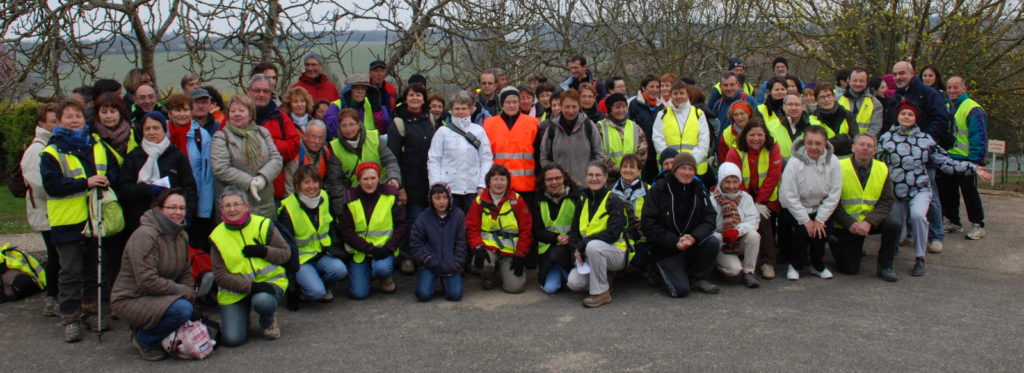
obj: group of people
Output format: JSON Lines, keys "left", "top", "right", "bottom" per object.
{"left": 12, "top": 53, "right": 993, "bottom": 361}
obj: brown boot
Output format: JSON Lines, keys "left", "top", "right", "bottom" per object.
{"left": 380, "top": 276, "right": 396, "bottom": 294}
{"left": 583, "top": 291, "right": 612, "bottom": 308}
{"left": 61, "top": 314, "right": 83, "bottom": 343}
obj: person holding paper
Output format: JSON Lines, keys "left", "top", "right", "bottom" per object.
{"left": 566, "top": 162, "right": 631, "bottom": 308}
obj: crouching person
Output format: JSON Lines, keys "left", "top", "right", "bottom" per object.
{"left": 710, "top": 163, "right": 761, "bottom": 288}
{"left": 337, "top": 162, "right": 407, "bottom": 299}
{"left": 466, "top": 165, "right": 532, "bottom": 293}
{"left": 211, "top": 186, "right": 291, "bottom": 347}
{"left": 278, "top": 165, "right": 347, "bottom": 302}
{"left": 566, "top": 162, "right": 631, "bottom": 308}
{"left": 410, "top": 183, "right": 467, "bottom": 302}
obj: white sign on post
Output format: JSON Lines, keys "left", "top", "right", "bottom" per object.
{"left": 988, "top": 139, "right": 1006, "bottom": 187}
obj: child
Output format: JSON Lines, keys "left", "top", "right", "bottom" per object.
{"left": 610, "top": 155, "right": 650, "bottom": 270}
{"left": 409, "top": 183, "right": 467, "bottom": 301}
{"left": 710, "top": 163, "right": 761, "bottom": 288}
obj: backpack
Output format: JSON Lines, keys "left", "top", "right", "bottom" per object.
{"left": 546, "top": 117, "right": 596, "bottom": 148}
{"left": 6, "top": 141, "right": 40, "bottom": 198}
{"left": 161, "top": 320, "right": 216, "bottom": 360}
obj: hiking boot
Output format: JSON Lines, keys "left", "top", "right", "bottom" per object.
{"left": 810, "top": 267, "right": 834, "bottom": 279}
{"left": 380, "top": 276, "right": 396, "bottom": 294}
{"left": 877, "top": 267, "right": 898, "bottom": 282}
{"left": 196, "top": 271, "right": 215, "bottom": 297}
{"left": 742, "top": 273, "right": 760, "bottom": 288}
{"left": 399, "top": 258, "right": 415, "bottom": 275}
{"left": 928, "top": 241, "right": 944, "bottom": 254}
{"left": 262, "top": 320, "right": 281, "bottom": 340}
{"left": 131, "top": 333, "right": 166, "bottom": 361}
{"left": 911, "top": 258, "right": 926, "bottom": 277}
{"left": 62, "top": 315, "right": 83, "bottom": 343}
{"left": 692, "top": 280, "right": 720, "bottom": 294}
{"left": 81, "top": 298, "right": 98, "bottom": 314}
{"left": 786, "top": 264, "right": 800, "bottom": 281}
{"left": 318, "top": 289, "right": 335, "bottom": 303}
{"left": 944, "top": 220, "right": 963, "bottom": 233}
{"left": 482, "top": 278, "right": 496, "bottom": 291}
{"left": 42, "top": 297, "right": 60, "bottom": 317}
{"left": 899, "top": 240, "right": 912, "bottom": 247}
{"left": 965, "top": 224, "right": 986, "bottom": 240}
{"left": 582, "top": 291, "right": 612, "bottom": 308}
{"left": 760, "top": 264, "right": 776, "bottom": 279}
{"left": 84, "top": 313, "right": 111, "bottom": 332}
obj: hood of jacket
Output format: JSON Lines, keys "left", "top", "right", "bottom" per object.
{"left": 139, "top": 208, "right": 184, "bottom": 237}
{"left": 790, "top": 137, "right": 836, "bottom": 166}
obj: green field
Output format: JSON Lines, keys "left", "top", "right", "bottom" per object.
{"left": 0, "top": 186, "right": 32, "bottom": 234}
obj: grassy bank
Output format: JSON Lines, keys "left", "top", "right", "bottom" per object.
{"left": 0, "top": 186, "right": 32, "bottom": 234}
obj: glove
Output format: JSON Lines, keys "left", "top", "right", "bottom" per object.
{"left": 511, "top": 255, "right": 526, "bottom": 277}
{"left": 723, "top": 228, "right": 740, "bottom": 243}
{"left": 242, "top": 244, "right": 268, "bottom": 258}
{"left": 250, "top": 282, "right": 276, "bottom": 296}
{"left": 473, "top": 246, "right": 491, "bottom": 269}
{"left": 326, "top": 245, "right": 351, "bottom": 260}
{"left": 249, "top": 176, "right": 265, "bottom": 202}
{"left": 371, "top": 246, "right": 392, "bottom": 260}
{"left": 756, "top": 204, "right": 771, "bottom": 220}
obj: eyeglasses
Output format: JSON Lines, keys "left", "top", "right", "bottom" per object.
{"left": 249, "top": 88, "right": 273, "bottom": 95}
{"left": 544, "top": 176, "right": 564, "bottom": 182}
{"left": 162, "top": 205, "right": 186, "bottom": 211}
{"left": 222, "top": 202, "right": 246, "bottom": 210}
{"left": 817, "top": 93, "right": 835, "bottom": 100}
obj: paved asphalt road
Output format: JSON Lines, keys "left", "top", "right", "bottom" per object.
{"left": 1, "top": 194, "right": 1022, "bottom": 371}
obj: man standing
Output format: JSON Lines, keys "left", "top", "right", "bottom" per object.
{"left": 597, "top": 76, "right": 627, "bottom": 113}
{"left": 838, "top": 67, "right": 883, "bottom": 136}
{"left": 560, "top": 55, "right": 607, "bottom": 99}
{"left": 709, "top": 57, "right": 755, "bottom": 104}
{"left": 757, "top": 56, "right": 799, "bottom": 104}
{"left": 252, "top": 62, "right": 282, "bottom": 105}
{"left": 129, "top": 84, "right": 164, "bottom": 126}
{"left": 369, "top": 60, "right": 397, "bottom": 113}
{"left": 284, "top": 120, "right": 332, "bottom": 195}
{"left": 939, "top": 76, "right": 988, "bottom": 240}
{"left": 189, "top": 88, "right": 219, "bottom": 135}
{"left": 628, "top": 74, "right": 664, "bottom": 181}
{"left": 709, "top": 72, "right": 757, "bottom": 137}
{"left": 475, "top": 70, "right": 500, "bottom": 119}
{"left": 248, "top": 74, "right": 302, "bottom": 200}
{"left": 291, "top": 52, "right": 340, "bottom": 102}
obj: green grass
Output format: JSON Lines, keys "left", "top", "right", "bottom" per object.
{"left": 0, "top": 186, "right": 32, "bottom": 234}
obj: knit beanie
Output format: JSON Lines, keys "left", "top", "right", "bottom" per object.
{"left": 141, "top": 111, "right": 169, "bottom": 132}
{"left": 897, "top": 100, "right": 919, "bottom": 121}
{"left": 499, "top": 86, "right": 520, "bottom": 105}
{"left": 659, "top": 148, "right": 679, "bottom": 162}
{"left": 772, "top": 56, "right": 789, "bottom": 69}
{"left": 305, "top": 52, "right": 325, "bottom": 65}
{"left": 672, "top": 153, "right": 697, "bottom": 173}
{"left": 355, "top": 162, "right": 381, "bottom": 178}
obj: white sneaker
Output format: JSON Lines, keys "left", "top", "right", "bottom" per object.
{"left": 928, "top": 241, "right": 944, "bottom": 254}
{"left": 786, "top": 264, "right": 799, "bottom": 280}
{"left": 943, "top": 220, "right": 963, "bottom": 233}
{"left": 965, "top": 224, "right": 986, "bottom": 240}
{"left": 810, "top": 267, "right": 834, "bottom": 279}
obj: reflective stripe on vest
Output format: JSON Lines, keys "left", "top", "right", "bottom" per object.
{"left": 210, "top": 215, "right": 288, "bottom": 305}
{"left": 41, "top": 142, "right": 108, "bottom": 228}
{"left": 329, "top": 130, "right": 384, "bottom": 185}
{"left": 837, "top": 96, "right": 874, "bottom": 133}
{"left": 332, "top": 98, "right": 376, "bottom": 132}
{"left": 950, "top": 98, "right": 982, "bottom": 157}
{"left": 807, "top": 115, "right": 849, "bottom": 139}
{"left": 0, "top": 244, "right": 46, "bottom": 289}
{"left": 759, "top": 104, "right": 796, "bottom": 157}
{"left": 661, "top": 106, "right": 708, "bottom": 174}
{"left": 484, "top": 115, "right": 539, "bottom": 192}
{"left": 538, "top": 198, "right": 577, "bottom": 255}
{"left": 476, "top": 194, "right": 520, "bottom": 255}
{"left": 344, "top": 193, "right": 397, "bottom": 264}
{"left": 599, "top": 119, "right": 636, "bottom": 165}
{"left": 837, "top": 158, "right": 888, "bottom": 227}
{"left": 278, "top": 191, "right": 332, "bottom": 265}
{"left": 738, "top": 148, "right": 779, "bottom": 202}
{"left": 578, "top": 193, "right": 633, "bottom": 260}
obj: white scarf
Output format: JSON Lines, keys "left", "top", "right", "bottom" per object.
{"left": 298, "top": 193, "right": 321, "bottom": 209}
{"left": 451, "top": 115, "right": 472, "bottom": 129}
{"left": 138, "top": 137, "right": 171, "bottom": 184}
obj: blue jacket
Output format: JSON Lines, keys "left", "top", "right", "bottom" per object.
{"left": 883, "top": 76, "right": 951, "bottom": 144}
{"left": 183, "top": 120, "right": 215, "bottom": 218}
{"left": 948, "top": 93, "right": 988, "bottom": 164}
{"left": 709, "top": 91, "right": 757, "bottom": 136}
{"left": 409, "top": 206, "right": 468, "bottom": 275}
{"left": 40, "top": 133, "right": 121, "bottom": 244}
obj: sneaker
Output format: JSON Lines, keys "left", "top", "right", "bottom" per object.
{"left": 380, "top": 276, "right": 396, "bottom": 294}
{"left": 196, "top": 271, "right": 215, "bottom": 297}
{"left": 399, "top": 258, "right": 415, "bottom": 275}
{"left": 786, "top": 264, "right": 799, "bottom": 280}
{"left": 965, "top": 224, "right": 986, "bottom": 240}
{"left": 692, "top": 280, "right": 720, "bottom": 294}
{"left": 899, "top": 240, "right": 912, "bottom": 247}
{"left": 318, "top": 289, "right": 335, "bottom": 303}
{"left": 131, "top": 333, "right": 167, "bottom": 361}
{"left": 42, "top": 297, "right": 60, "bottom": 317}
{"left": 928, "top": 241, "right": 944, "bottom": 254}
{"left": 742, "top": 273, "right": 760, "bottom": 288}
{"left": 944, "top": 221, "right": 963, "bottom": 233}
{"left": 262, "top": 320, "right": 281, "bottom": 340}
{"left": 810, "top": 267, "right": 834, "bottom": 279}
{"left": 760, "top": 264, "right": 775, "bottom": 280}
{"left": 877, "top": 267, "right": 898, "bottom": 282}
{"left": 62, "top": 317, "right": 82, "bottom": 343}
{"left": 582, "top": 291, "right": 612, "bottom": 308}
{"left": 912, "top": 258, "right": 926, "bottom": 277}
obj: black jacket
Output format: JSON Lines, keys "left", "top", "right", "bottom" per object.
{"left": 569, "top": 187, "right": 628, "bottom": 253}
{"left": 387, "top": 106, "right": 436, "bottom": 206}
{"left": 641, "top": 174, "right": 717, "bottom": 262}
{"left": 115, "top": 145, "right": 198, "bottom": 234}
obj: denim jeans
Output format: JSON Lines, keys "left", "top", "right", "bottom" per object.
{"left": 295, "top": 255, "right": 348, "bottom": 299}
{"left": 539, "top": 266, "right": 567, "bottom": 294}
{"left": 220, "top": 285, "right": 281, "bottom": 347}
{"left": 136, "top": 298, "right": 193, "bottom": 350}
{"left": 927, "top": 168, "right": 945, "bottom": 242}
{"left": 414, "top": 268, "right": 462, "bottom": 302}
{"left": 347, "top": 256, "right": 394, "bottom": 300}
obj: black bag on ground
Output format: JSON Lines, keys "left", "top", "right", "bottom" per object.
{"left": 654, "top": 253, "right": 690, "bottom": 298}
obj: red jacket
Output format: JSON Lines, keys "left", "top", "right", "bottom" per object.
{"left": 466, "top": 189, "right": 533, "bottom": 257}
{"left": 292, "top": 74, "right": 340, "bottom": 103}
{"left": 725, "top": 145, "right": 783, "bottom": 211}
{"left": 257, "top": 109, "right": 302, "bottom": 199}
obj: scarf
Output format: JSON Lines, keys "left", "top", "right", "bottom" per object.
{"left": 291, "top": 113, "right": 310, "bottom": 132}
{"left": 642, "top": 91, "right": 658, "bottom": 107}
{"left": 451, "top": 115, "right": 472, "bottom": 129}
{"left": 168, "top": 122, "right": 191, "bottom": 156}
{"left": 500, "top": 113, "right": 519, "bottom": 129}
{"left": 766, "top": 97, "right": 784, "bottom": 117}
{"left": 95, "top": 120, "right": 132, "bottom": 155}
{"left": 814, "top": 105, "right": 846, "bottom": 132}
{"left": 227, "top": 122, "right": 265, "bottom": 169}
{"left": 138, "top": 137, "right": 170, "bottom": 184}
{"left": 614, "top": 177, "right": 645, "bottom": 203}
{"left": 222, "top": 209, "right": 251, "bottom": 227}
{"left": 713, "top": 189, "right": 742, "bottom": 254}
{"left": 298, "top": 193, "right": 321, "bottom": 209}
{"left": 560, "top": 114, "right": 576, "bottom": 134}
{"left": 53, "top": 125, "right": 93, "bottom": 149}
{"left": 543, "top": 185, "right": 570, "bottom": 205}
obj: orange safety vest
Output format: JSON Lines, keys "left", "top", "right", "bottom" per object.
{"left": 297, "top": 145, "right": 331, "bottom": 179}
{"left": 484, "top": 115, "right": 539, "bottom": 193}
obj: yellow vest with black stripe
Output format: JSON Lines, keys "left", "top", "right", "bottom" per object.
{"left": 278, "top": 191, "right": 332, "bottom": 265}
{"left": 661, "top": 106, "right": 708, "bottom": 174}
{"left": 598, "top": 119, "right": 637, "bottom": 166}
{"left": 736, "top": 148, "right": 778, "bottom": 202}
{"left": 0, "top": 244, "right": 46, "bottom": 289}
{"left": 210, "top": 215, "right": 289, "bottom": 305}
{"left": 331, "top": 98, "right": 376, "bottom": 132}
{"left": 538, "top": 198, "right": 576, "bottom": 255}
{"left": 578, "top": 192, "right": 633, "bottom": 261}
{"left": 41, "top": 142, "right": 109, "bottom": 229}
{"left": 477, "top": 194, "right": 520, "bottom": 255}
{"left": 344, "top": 193, "right": 397, "bottom": 264}
{"left": 837, "top": 95, "right": 874, "bottom": 133}
{"left": 837, "top": 158, "right": 888, "bottom": 227}
{"left": 329, "top": 130, "right": 384, "bottom": 185}
{"left": 808, "top": 115, "right": 850, "bottom": 139}
{"left": 949, "top": 98, "right": 982, "bottom": 158}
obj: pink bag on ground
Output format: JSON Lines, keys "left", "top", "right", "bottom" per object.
{"left": 161, "top": 320, "right": 216, "bottom": 360}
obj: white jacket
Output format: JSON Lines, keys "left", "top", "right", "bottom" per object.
{"left": 21, "top": 126, "right": 53, "bottom": 231}
{"left": 779, "top": 138, "right": 843, "bottom": 225}
{"left": 427, "top": 117, "right": 493, "bottom": 195}
{"left": 710, "top": 162, "right": 760, "bottom": 236}
{"left": 651, "top": 100, "right": 710, "bottom": 165}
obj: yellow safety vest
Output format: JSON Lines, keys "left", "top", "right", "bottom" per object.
{"left": 713, "top": 82, "right": 756, "bottom": 97}
{"left": 949, "top": 98, "right": 982, "bottom": 158}
{"left": 89, "top": 131, "right": 135, "bottom": 166}
{"left": 598, "top": 119, "right": 637, "bottom": 166}
{"left": 329, "top": 130, "right": 385, "bottom": 185}
{"left": 477, "top": 194, "right": 520, "bottom": 255}
{"left": 578, "top": 192, "right": 633, "bottom": 260}
{"left": 278, "top": 191, "right": 332, "bottom": 265}
{"left": 737, "top": 148, "right": 778, "bottom": 202}
{"left": 0, "top": 244, "right": 46, "bottom": 289}
{"left": 808, "top": 115, "right": 850, "bottom": 139}
{"left": 344, "top": 193, "right": 397, "bottom": 264}
{"left": 538, "top": 198, "right": 576, "bottom": 255}
{"left": 837, "top": 158, "right": 888, "bottom": 227}
{"left": 40, "top": 142, "right": 109, "bottom": 229}
{"left": 661, "top": 106, "right": 708, "bottom": 174}
{"left": 837, "top": 95, "right": 874, "bottom": 133}
{"left": 722, "top": 125, "right": 740, "bottom": 155}
{"left": 210, "top": 215, "right": 289, "bottom": 305}
{"left": 332, "top": 98, "right": 375, "bottom": 132}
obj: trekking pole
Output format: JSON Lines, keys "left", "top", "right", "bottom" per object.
{"left": 95, "top": 188, "right": 105, "bottom": 342}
